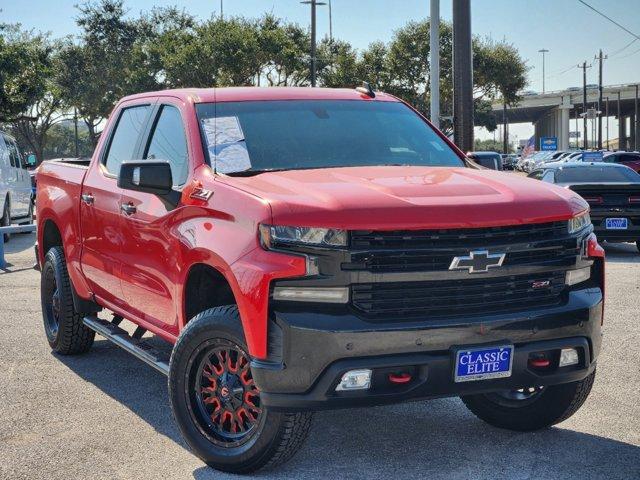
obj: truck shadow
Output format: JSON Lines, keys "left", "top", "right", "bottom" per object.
{"left": 58, "top": 339, "right": 639, "bottom": 480}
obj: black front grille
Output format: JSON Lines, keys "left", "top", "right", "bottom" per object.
{"left": 350, "top": 221, "right": 568, "bottom": 250}
{"left": 344, "top": 222, "right": 579, "bottom": 273}
{"left": 351, "top": 271, "right": 567, "bottom": 320}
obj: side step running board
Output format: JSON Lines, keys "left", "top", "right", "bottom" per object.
{"left": 83, "top": 316, "right": 170, "bottom": 376}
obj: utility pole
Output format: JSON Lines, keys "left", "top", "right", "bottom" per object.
{"left": 452, "top": 0, "right": 474, "bottom": 152}
{"left": 328, "top": 0, "right": 333, "bottom": 41}
{"left": 301, "top": 0, "right": 327, "bottom": 87}
{"left": 220, "top": 0, "right": 223, "bottom": 20}
{"left": 538, "top": 49, "right": 549, "bottom": 93}
{"left": 596, "top": 49, "right": 606, "bottom": 150}
{"left": 73, "top": 107, "right": 79, "bottom": 158}
{"left": 580, "top": 61, "right": 591, "bottom": 149}
{"left": 430, "top": 0, "right": 440, "bottom": 129}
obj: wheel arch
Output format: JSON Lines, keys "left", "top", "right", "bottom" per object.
{"left": 182, "top": 262, "right": 238, "bottom": 325}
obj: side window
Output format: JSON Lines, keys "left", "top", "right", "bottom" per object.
{"left": 542, "top": 170, "right": 555, "bottom": 183}
{"left": 5, "top": 139, "right": 20, "bottom": 168}
{"left": 144, "top": 105, "right": 189, "bottom": 186}
{"left": 103, "top": 105, "right": 151, "bottom": 175}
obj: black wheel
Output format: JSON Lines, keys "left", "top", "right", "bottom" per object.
{"left": 40, "top": 246, "right": 95, "bottom": 354}
{"left": 169, "top": 306, "right": 313, "bottom": 473}
{"left": 636, "top": 239, "right": 640, "bottom": 253}
{"left": 461, "top": 370, "right": 596, "bottom": 431}
{"left": 1, "top": 199, "right": 10, "bottom": 243}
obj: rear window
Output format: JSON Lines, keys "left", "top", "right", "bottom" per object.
{"left": 556, "top": 166, "right": 640, "bottom": 183}
{"left": 196, "top": 100, "right": 464, "bottom": 173}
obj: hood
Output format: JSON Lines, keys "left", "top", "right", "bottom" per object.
{"left": 222, "top": 166, "right": 588, "bottom": 230}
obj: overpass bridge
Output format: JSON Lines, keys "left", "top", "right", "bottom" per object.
{"left": 492, "top": 83, "right": 640, "bottom": 151}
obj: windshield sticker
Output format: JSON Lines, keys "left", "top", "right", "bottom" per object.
{"left": 201, "top": 116, "right": 252, "bottom": 173}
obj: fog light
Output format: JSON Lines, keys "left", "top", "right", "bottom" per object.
{"left": 335, "top": 369, "right": 372, "bottom": 391}
{"left": 272, "top": 286, "right": 349, "bottom": 303}
{"left": 559, "top": 348, "right": 579, "bottom": 367}
{"left": 565, "top": 267, "right": 591, "bottom": 286}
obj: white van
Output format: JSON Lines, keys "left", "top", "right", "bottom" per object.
{"left": 1, "top": 131, "right": 34, "bottom": 241}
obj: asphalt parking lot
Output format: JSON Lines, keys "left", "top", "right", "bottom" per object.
{"left": 1, "top": 232, "right": 639, "bottom": 480}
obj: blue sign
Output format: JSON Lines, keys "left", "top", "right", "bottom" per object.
{"left": 540, "top": 137, "right": 558, "bottom": 151}
{"left": 582, "top": 151, "right": 604, "bottom": 162}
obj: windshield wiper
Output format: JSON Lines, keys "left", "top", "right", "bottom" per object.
{"left": 225, "top": 168, "right": 293, "bottom": 177}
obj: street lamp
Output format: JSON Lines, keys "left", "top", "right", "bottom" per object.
{"left": 301, "top": 0, "right": 327, "bottom": 87}
{"left": 538, "top": 49, "right": 549, "bottom": 93}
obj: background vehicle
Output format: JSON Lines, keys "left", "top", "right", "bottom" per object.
{"left": 37, "top": 87, "right": 603, "bottom": 473}
{"left": 603, "top": 151, "right": 640, "bottom": 173}
{"left": 529, "top": 162, "right": 640, "bottom": 252}
{"left": 500, "top": 153, "right": 518, "bottom": 170}
{"left": 0, "top": 131, "right": 34, "bottom": 241}
{"left": 466, "top": 151, "right": 503, "bottom": 170}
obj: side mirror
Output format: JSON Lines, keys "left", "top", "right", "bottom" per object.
{"left": 26, "top": 154, "right": 37, "bottom": 167}
{"left": 118, "top": 161, "right": 180, "bottom": 209}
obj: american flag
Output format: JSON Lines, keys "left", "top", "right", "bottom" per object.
{"left": 521, "top": 136, "right": 535, "bottom": 159}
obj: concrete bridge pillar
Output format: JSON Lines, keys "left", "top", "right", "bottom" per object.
{"left": 630, "top": 113, "right": 636, "bottom": 151}
{"left": 619, "top": 115, "right": 627, "bottom": 150}
{"left": 558, "top": 97, "right": 572, "bottom": 150}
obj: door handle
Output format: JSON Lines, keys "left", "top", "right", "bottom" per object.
{"left": 81, "top": 193, "right": 94, "bottom": 205}
{"left": 120, "top": 203, "right": 137, "bottom": 215}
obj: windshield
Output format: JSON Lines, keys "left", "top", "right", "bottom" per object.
{"left": 556, "top": 166, "right": 640, "bottom": 183}
{"left": 196, "top": 100, "right": 464, "bottom": 174}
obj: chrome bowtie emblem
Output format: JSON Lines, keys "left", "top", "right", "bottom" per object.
{"left": 449, "top": 250, "right": 506, "bottom": 274}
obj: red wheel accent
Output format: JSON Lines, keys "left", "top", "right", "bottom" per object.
{"left": 193, "top": 344, "right": 263, "bottom": 446}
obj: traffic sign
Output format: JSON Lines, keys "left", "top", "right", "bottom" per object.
{"left": 540, "top": 137, "right": 558, "bottom": 151}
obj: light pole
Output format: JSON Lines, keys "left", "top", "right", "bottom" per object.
{"left": 452, "top": 0, "right": 474, "bottom": 152}
{"left": 538, "top": 49, "right": 549, "bottom": 93}
{"left": 301, "top": 0, "right": 327, "bottom": 87}
{"left": 430, "top": 0, "right": 440, "bottom": 129}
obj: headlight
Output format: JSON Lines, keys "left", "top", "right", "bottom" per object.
{"left": 259, "top": 224, "right": 348, "bottom": 249}
{"left": 568, "top": 212, "right": 591, "bottom": 234}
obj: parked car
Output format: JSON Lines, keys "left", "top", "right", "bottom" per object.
{"left": 528, "top": 162, "right": 640, "bottom": 252}
{"left": 466, "top": 151, "right": 503, "bottom": 170}
{"left": 602, "top": 151, "right": 640, "bottom": 173}
{"left": 0, "top": 130, "right": 34, "bottom": 241}
{"left": 500, "top": 153, "right": 518, "bottom": 170}
{"left": 36, "top": 87, "right": 603, "bottom": 473}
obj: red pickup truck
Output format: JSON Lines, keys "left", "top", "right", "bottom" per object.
{"left": 37, "top": 87, "right": 604, "bottom": 473}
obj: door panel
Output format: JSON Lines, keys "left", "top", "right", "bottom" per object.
{"left": 119, "top": 194, "right": 178, "bottom": 328}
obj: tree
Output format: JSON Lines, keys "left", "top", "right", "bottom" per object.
{"left": 10, "top": 40, "right": 69, "bottom": 163}
{"left": 323, "top": 19, "right": 527, "bottom": 137}
{"left": 0, "top": 24, "right": 51, "bottom": 122}
{"left": 56, "top": 0, "right": 140, "bottom": 146}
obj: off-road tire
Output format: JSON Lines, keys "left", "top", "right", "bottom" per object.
{"left": 40, "top": 246, "right": 95, "bottom": 354}
{"left": 1, "top": 199, "right": 10, "bottom": 243}
{"left": 169, "top": 305, "right": 313, "bottom": 473}
{"left": 461, "top": 370, "right": 596, "bottom": 431}
{"left": 636, "top": 239, "right": 640, "bottom": 254}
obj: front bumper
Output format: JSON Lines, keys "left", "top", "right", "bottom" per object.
{"left": 251, "top": 286, "right": 603, "bottom": 411}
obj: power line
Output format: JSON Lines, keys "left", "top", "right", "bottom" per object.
{"left": 577, "top": 0, "right": 640, "bottom": 41}
{"left": 608, "top": 38, "right": 638, "bottom": 58}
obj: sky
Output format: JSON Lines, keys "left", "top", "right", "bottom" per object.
{"left": 2, "top": 0, "right": 640, "bottom": 143}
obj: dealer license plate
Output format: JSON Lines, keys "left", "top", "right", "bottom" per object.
{"left": 454, "top": 345, "right": 513, "bottom": 383}
{"left": 605, "top": 218, "right": 628, "bottom": 230}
